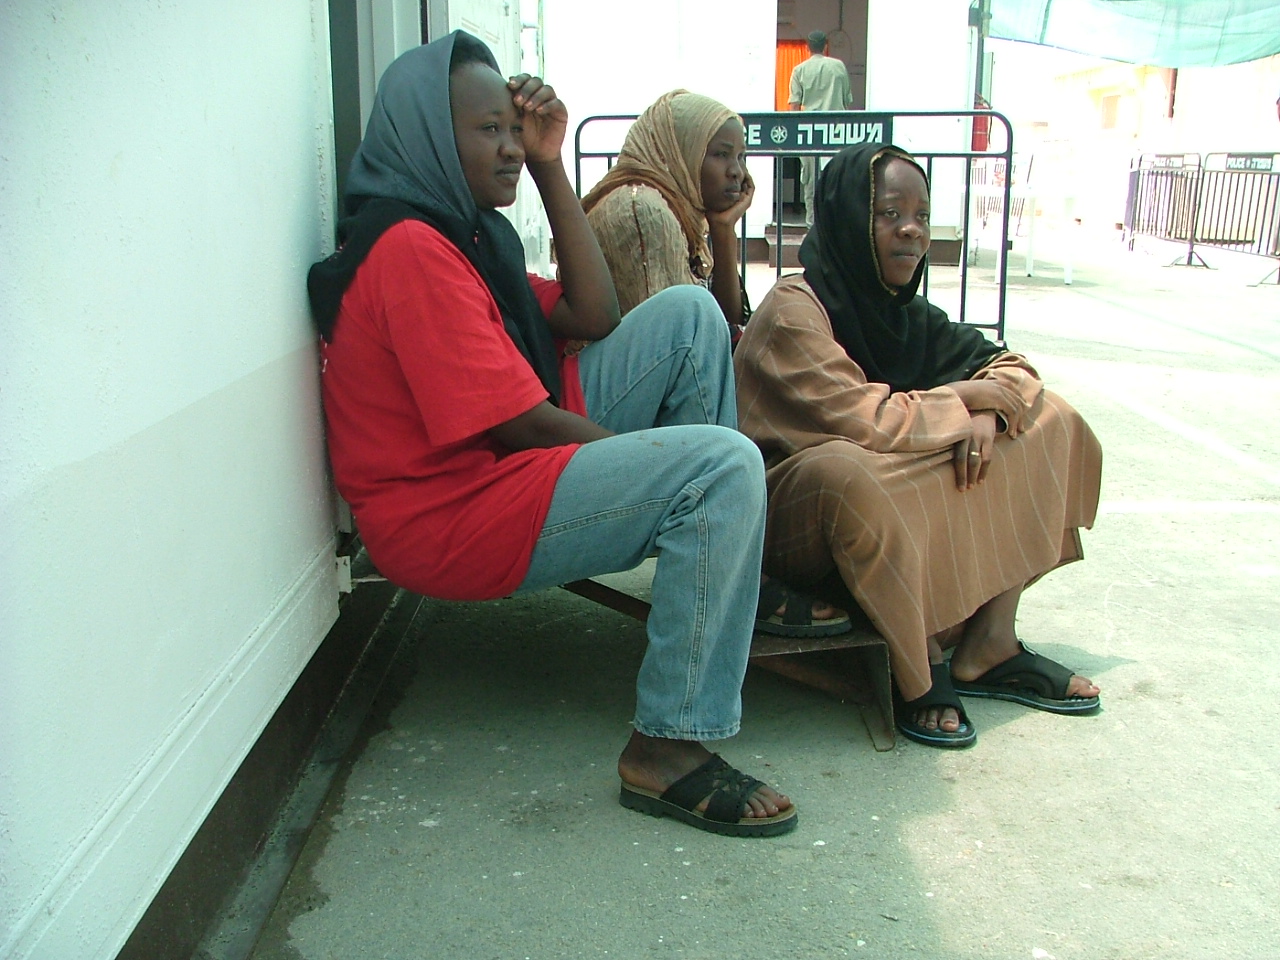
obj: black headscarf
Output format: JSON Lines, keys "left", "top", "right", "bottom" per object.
{"left": 799, "top": 143, "right": 1002, "bottom": 394}
{"left": 306, "top": 30, "right": 561, "bottom": 404}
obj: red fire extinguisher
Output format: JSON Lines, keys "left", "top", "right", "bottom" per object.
{"left": 972, "top": 94, "right": 991, "bottom": 152}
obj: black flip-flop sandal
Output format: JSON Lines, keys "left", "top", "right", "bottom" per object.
{"left": 619, "top": 754, "right": 799, "bottom": 837}
{"left": 952, "top": 642, "right": 1100, "bottom": 714}
{"left": 755, "top": 579, "right": 852, "bottom": 638}
{"left": 895, "top": 662, "right": 978, "bottom": 748}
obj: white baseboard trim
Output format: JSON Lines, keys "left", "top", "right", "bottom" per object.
{"left": 5, "top": 542, "right": 340, "bottom": 960}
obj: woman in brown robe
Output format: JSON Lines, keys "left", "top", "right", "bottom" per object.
{"left": 734, "top": 143, "right": 1103, "bottom": 748}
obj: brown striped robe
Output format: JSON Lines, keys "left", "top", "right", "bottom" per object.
{"left": 735, "top": 275, "right": 1102, "bottom": 701}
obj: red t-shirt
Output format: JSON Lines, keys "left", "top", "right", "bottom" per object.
{"left": 321, "top": 220, "right": 584, "bottom": 600}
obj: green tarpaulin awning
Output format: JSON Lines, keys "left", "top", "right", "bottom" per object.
{"left": 987, "top": 0, "right": 1280, "bottom": 67}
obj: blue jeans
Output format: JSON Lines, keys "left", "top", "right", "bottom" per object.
{"left": 518, "top": 287, "right": 766, "bottom": 741}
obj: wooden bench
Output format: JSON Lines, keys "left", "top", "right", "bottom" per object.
{"left": 344, "top": 546, "right": 895, "bottom": 750}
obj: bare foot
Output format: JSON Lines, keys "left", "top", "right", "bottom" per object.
{"left": 760, "top": 575, "right": 845, "bottom": 623}
{"left": 913, "top": 703, "right": 964, "bottom": 733}
{"left": 617, "top": 731, "right": 791, "bottom": 819}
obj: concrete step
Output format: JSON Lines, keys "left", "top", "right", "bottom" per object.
{"left": 765, "top": 232, "right": 806, "bottom": 268}
{"left": 743, "top": 222, "right": 809, "bottom": 268}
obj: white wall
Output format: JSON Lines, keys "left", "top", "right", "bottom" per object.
{"left": 866, "top": 0, "right": 976, "bottom": 235}
{"left": 541, "top": 0, "right": 778, "bottom": 236}
{"left": 0, "top": 3, "right": 341, "bottom": 957}
{"left": 1149, "top": 54, "right": 1280, "bottom": 155}
{"left": 866, "top": 0, "right": 972, "bottom": 115}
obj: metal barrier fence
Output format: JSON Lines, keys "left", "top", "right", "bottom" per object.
{"left": 969, "top": 155, "right": 1031, "bottom": 237}
{"left": 1124, "top": 152, "right": 1280, "bottom": 283}
{"left": 574, "top": 110, "right": 1016, "bottom": 341}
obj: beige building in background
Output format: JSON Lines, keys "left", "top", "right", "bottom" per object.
{"left": 989, "top": 44, "right": 1280, "bottom": 241}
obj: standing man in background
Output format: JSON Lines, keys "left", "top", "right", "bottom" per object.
{"left": 788, "top": 30, "right": 853, "bottom": 227}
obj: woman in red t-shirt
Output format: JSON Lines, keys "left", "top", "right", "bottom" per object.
{"left": 307, "top": 31, "right": 796, "bottom": 837}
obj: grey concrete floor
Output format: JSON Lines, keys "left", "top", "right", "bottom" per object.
{"left": 249, "top": 233, "right": 1280, "bottom": 960}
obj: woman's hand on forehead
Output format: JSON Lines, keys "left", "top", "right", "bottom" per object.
{"left": 508, "top": 74, "right": 567, "bottom": 165}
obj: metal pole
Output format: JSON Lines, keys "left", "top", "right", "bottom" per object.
{"left": 1186, "top": 163, "right": 1202, "bottom": 266}
{"left": 996, "top": 119, "right": 1012, "bottom": 343}
{"left": 960, "top": 154, "right": 974, "bottom": 312}
{"left": 775, "top": 156, "right": 784, "bottom": 279}
{"left": 924, "top": 155, "right": 935, "bottom": 302}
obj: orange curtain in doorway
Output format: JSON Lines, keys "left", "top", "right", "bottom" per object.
{"left": 776, "top": 40, "right": 807, "bottom": 111}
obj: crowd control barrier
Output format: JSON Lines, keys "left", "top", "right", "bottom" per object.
{"left": 1124, "top": 152, "right": 1280, "bottom": 284}
{"left": 575, "top": 110, "right": 1016, "bottom": 341}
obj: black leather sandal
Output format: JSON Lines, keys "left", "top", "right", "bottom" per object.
{"left": 755, "top": 578, "right": 852, "bottom": 637}
{"left": 953, "top": 642, "right": 1100, "bottom": 714}
{"left": 619, "top": 754, "right": 799, "bottom": 837}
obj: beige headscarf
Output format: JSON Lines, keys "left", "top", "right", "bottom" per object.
{"left": 581, "top": 90, "right": 737, "bottom": 277}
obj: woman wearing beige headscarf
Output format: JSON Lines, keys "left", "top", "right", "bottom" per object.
{"left": 584, "top": 89, "right": 851, "bottom": 638}
{"left": 582, "top": 90, "right": 754, "bottom": 341}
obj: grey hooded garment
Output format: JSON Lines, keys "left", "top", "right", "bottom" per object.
{"left": 307, "top": 29, "right": 561, "bottom": 403}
